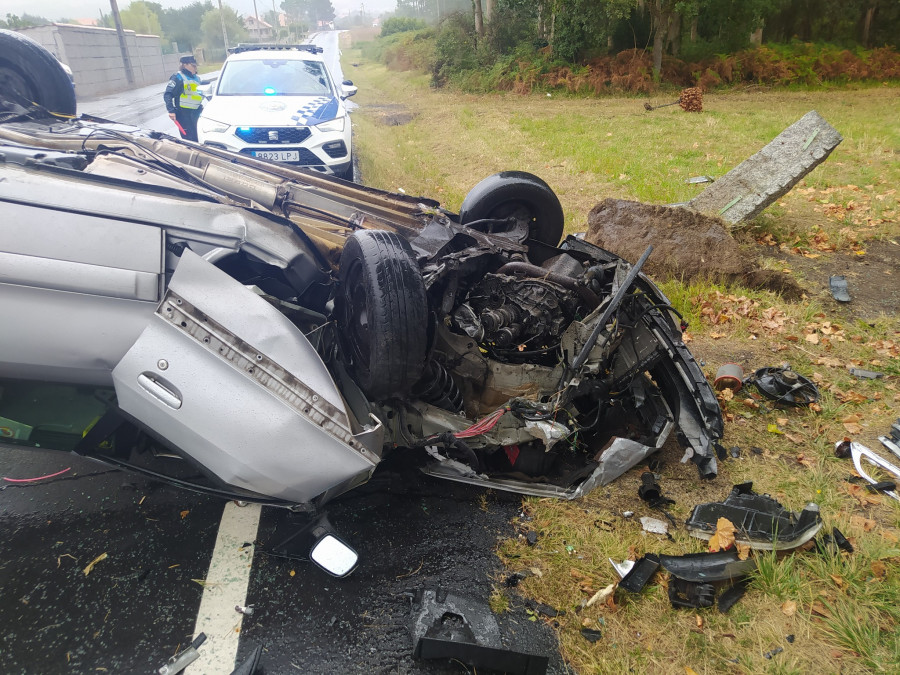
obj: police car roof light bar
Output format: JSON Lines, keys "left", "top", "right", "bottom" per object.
{"left": 229, "top": 44, "right": 324, "bottom": 55}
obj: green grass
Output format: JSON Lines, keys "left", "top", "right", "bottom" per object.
{"left": 343, "top": 36, "right": 900, "bottom": 675}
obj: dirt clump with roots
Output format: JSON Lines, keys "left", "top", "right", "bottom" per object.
{"left": 584, "top": 199, "right": 804, "bottom": 299}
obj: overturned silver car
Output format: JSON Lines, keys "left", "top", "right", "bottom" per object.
{"left": 0, "top": 37, "right": 722, "bottom": 509}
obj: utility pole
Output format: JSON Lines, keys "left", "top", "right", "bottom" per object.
{"left": 109, "top": 0, "right": 135, "bottom": 85}
{"left": 252, "top": 0, "right": 260, "bottom": 41}
{"left": 217, "top": 0, "right": 229, "bottom": 52}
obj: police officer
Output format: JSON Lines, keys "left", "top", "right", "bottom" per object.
{"left": 164, "top": 55, "right": 203, "bottom": 142}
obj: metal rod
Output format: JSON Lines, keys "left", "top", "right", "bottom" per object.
{"left": 559, "top": 245, "right": 653, "bottom": 388}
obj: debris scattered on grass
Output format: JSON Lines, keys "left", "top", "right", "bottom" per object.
{"left": 83, "top": 553, "right": 108, "bottom": 576}
{"left": 829, "top": 275, "right": 851, "bottom": 303}
{"left": 764, "top": 646, "right": 784, "bottom": 659}
{"left": 640, "top": 517, "right": 669, "bottom": 535}
{"left": 580, "top": 628, "right": 603, "bottom": 643}
{"left": 526, "top": 531, "right": 538, "bottom": 546}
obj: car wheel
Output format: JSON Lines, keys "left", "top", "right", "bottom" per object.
{"left": 0, "top": 29, "right": 76, "bottom": 116}
{"left": 335, "top": 155, "right": 354, "bottom": 182}
{"left": 459, "top": 171, "right": 565, "bottom": 248}
{"left": 336, "top": 230, "right": 428, "bottom": 399}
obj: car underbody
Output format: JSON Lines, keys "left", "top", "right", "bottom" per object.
{"left": 0, "top": 106, "right": 723, "bottom": 509}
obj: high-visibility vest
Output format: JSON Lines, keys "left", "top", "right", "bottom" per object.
{"left": 178, "top": 72, "right": 203, "bottom": 110}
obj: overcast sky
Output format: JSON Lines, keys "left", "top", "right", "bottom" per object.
{"left": 6, "top": 0, "right": 397, "bottom": 23}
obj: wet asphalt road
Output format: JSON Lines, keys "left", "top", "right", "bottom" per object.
{"left": 0, "top": 33, "right": 566, "bottom": 674}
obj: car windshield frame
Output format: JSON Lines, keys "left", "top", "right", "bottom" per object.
{"left": 216, "top": 58, "right": 334, "bottom": 97}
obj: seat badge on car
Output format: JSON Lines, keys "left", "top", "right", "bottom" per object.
{"left": 268, "top": 130, "right": 279, "bottom": 142}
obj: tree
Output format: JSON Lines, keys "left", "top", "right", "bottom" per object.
{"left": 2, "top": 13, "right": 50, "bottom": 28}
{"left": 160, "top": 1, "right": 213, "bottom": 51}
{"left": 200, "top": 6, "right": 248, "bottom": 49}
{"left": 281, "top": 0, "right": 334, "bottom": 24}
{"left": 119, "top": 1, "right": 162, "bottom": 36}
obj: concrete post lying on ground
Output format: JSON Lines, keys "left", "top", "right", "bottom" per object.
{"left": 687, "top": 110, "right": 843, "bottom": 224}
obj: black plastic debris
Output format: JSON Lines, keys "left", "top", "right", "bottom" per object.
{"left": 526, "top": 531, "right": 538, "bottom": 546}
{"left": 580, "top": 628, "right": 603, "bottom": 643}
{"left": 638, "top": 472, "right": 675, "bottom": 508}
{"left": 750, "top": 446, "right": 764, "bottom": 455}
{"left": 668, "top": 577, "right": 715, "bottom": 609}
{"left": 714, "top": 442, "right": 728, "bottom": 461}
{"left": 829, "top": 275, "right": 851, "bottom": 303}
{"left": 618, "top": 554, "right": 661, "bottom": 593}
{"left": 786, "top": 634, "right": 795, "bottom": 644}
{"left": 834, "top": 440, "right": 852, "bottom": 459}
{"left": 816, "top": 527, "right": 854, "bottom": 554}
{"left": 686, "top": 482, "right": 822, "bottom": 550}
{"left": 658, "top": 551, "right": 756, "bottom": 583}
{"left": 866, "top": 480, "right": 897, "bottom": 494}
{"left": 229, "top": 644, "right": 263, "bottom": 675}
{"left": 717, "top": 579, "right": 749, "bottom": 614}
{"left": 745, "top": 367, "right": 819, "bottom": 406}
{"left": 764, "top": 646, "right": 784, "bottom": 659}
{"left": 730, "top": 446, "right": 741, "bottom": 459}
{"left": 505, "top": 572, "right": 526, "bottom": 587}
{"left": 528, "top": 600, "right": 564, "bottom": 618}
{"left": 412, "top": 588, "right": 549, "bottom": 675}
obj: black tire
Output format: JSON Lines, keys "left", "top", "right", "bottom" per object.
{"left": 0, "top": 29, "right": 76, "bottom": 116}
{"left": 459, "top": 171, "right": 565, "bottom": 248}
{"left": 335, "top": 230, "right": 428, "bottom": 399}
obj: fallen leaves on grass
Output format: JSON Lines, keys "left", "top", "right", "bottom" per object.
{"left": 782, "top": 600, "right": 797, "bottom": 616}
{"left": 850, "top": 515, "right": 877, "bottom": 532}
{"left": 871, "top": 561, "right": 887, "bottom": 579}
{"left": 845, "top": 483, "right": 882, "bottom": 506}
{"left": 842, "top": 414, "right": 863, "bottom": 435}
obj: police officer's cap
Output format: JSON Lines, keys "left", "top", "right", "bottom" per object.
{"left": 180, "top": 55, "right": 197, "bottom": 65}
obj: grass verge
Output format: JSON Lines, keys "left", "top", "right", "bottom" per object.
{"left": 344, "top": 35, "right": 900, "bottom": 675}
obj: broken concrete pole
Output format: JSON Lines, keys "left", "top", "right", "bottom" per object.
{"left": 687, "top": 110, "right": 842, "bottom": 224}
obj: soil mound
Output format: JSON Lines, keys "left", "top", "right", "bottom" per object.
{"left": 584, "top": 199, "right": 803, "bottom": 299}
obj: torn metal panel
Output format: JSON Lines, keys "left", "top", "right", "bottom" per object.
{"left": 411, "top": 589, "right": 549, "bottom": 675}
{"left": 687, "top": 111, "right": 843, "bottom": 224}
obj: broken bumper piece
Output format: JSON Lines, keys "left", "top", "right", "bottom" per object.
{"left": 411, "top": 588, "right": 549, "bottom": 675}
{"left": 686, "top": 482, "right": 822, "bottom": 550}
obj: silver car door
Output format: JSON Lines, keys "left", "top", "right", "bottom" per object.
{"left": 112, "top": 249, "right": 381, "bottom": 504}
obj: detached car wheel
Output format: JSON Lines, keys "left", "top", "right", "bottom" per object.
{"left": 459, "top": 171, "right": 565, "bottom": 248}
{"left": 336, "top": 230, "right": 428, "bottom": 399}
{"left": 0, "top": 30, "right": 76, "bottom": 116}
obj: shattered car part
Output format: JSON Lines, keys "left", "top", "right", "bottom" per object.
{"left": 745, "top": 367, "right": 819, "bottom": 406}
{"left": 668, "top": 577, "right": 715, "bottom": 609}
{"left": 816, "top": 527, "right": 854, "bottom": 555}
{"left": 411, "top": 588, "right": 548, "bottom": 675}
{"left": 717, "top": 579, "right": 749, "bottom": 614}
{"left": 618, "top": 553, "right": 660, "bottom": 593}
{"left": 686, "top": 483, "right": 823, "bottom": 550}
{"left": 840, "top": 441, "right": 900, "bottom": 502}
{"left": 609, "top": 558, "right": 636, "bottom": 579}
{"left": 829, "top": 275, "right": 851, "bottom": 303}
{"left": 0, "top": 34, "right": 723, "bottom": 509}
{"left": 158, "top": 633, "right": 206, "bottom": 675}
{"left": 640, "top": 517, "right": 669, "bottom": 535}
{"left": 658, "top": 551, "right": 757, "bottom": 583}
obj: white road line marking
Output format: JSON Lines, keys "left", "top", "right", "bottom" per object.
{"left": 186, "top": 501, "right": 261, "bottom": 674}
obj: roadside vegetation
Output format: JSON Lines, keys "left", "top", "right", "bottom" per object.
{"left": 345, "top": 24, "right": 900, "bottom": 674}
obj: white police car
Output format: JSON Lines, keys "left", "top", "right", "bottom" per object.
{"left": 197, "top": 44, "right": 357, "bottom": 179}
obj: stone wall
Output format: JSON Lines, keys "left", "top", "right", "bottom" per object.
{"left": 18, "top": 24, "right": 186, "bottom": 98}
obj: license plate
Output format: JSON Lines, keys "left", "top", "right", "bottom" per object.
{"left": 251, "top": 149, "right": 300, "bottom": 162}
